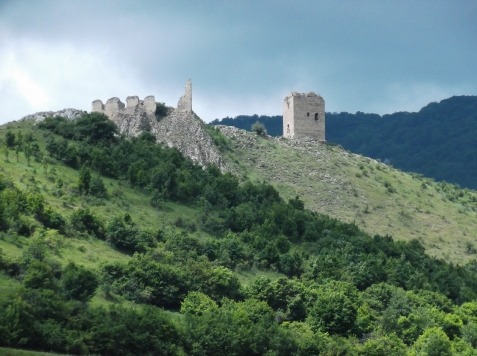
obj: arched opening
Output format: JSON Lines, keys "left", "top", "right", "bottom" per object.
{"left": 314, "top": 113, "right": 318, "bottom": 120}
{"left": 307, "top": 112, "right": 310, "bottom": 117}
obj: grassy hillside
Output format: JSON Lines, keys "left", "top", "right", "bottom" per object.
{"left": 211, "top": 95, "right": 477, "bottom": 189}
{"left": 216, "top": 125, "right": 477, "bottom": 264}
{"left": 0, "top": 120, "right": 280, "bottom": 303}
{"left": 3, "top": 116, "right": 477, "bottom": 355}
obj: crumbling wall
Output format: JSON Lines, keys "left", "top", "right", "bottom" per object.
{"left": 177, "top": 79, "right": 192, "bottom": 114}
{"left": 283, "top": 92, "right": 325, "bottom": 141}
{"left": 91, "top": 80, "right": 225, "bottom": 170}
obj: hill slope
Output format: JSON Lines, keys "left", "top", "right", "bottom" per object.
{"left": 216, "top": 125, "right": 477, "bottom": 264}
{"left": 211, "top": 95, "right": 477, "bottom": 189}
{"left": 2, "top": 115, "right": 477, "bottom": 354}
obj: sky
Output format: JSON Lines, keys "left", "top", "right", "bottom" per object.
{"left": 0, "top": 0, "right": 476, "bottom": 124}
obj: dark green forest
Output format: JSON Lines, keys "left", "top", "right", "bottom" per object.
{"left": 211, "top": 95, "right": 477, "bottom": 190}
{"left": 2, "top": 113, "right": 477, "bottom": 354}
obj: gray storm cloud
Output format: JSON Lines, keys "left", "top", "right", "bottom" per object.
{"left": 0, "top": 0, "right": 476, "bottom": 124}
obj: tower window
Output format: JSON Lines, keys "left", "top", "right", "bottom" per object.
{"left": 307, "top": 112, "right": 310, "bottom": 117}
{"left": 314, "top": 113, "right": 318, "bottom": 120}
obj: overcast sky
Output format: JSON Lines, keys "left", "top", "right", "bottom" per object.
{"left": 1, "top": 0, "right": 476, "bottom": 124}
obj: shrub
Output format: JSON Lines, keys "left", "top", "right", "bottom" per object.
{"left": 89, "top": 176, "right": 107, "bottom": 198}
{"left": 252, "top": 121, "right": 267, "bottom": 136}
{"left": 61, "top": 262, "right": 98, "bottom": 301}
{"left": 155, "top": 102, "right": 168, "bottom": 119}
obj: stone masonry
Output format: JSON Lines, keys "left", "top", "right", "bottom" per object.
{"left": 91, "top": 80, "right": 225, "bottom": 171}
{"left": 283, "top": 91, "right": 325, "bottom": 141}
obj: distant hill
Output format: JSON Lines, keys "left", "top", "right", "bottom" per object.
{"left": 210, "top": 95, "right": 477, "bottom": 189}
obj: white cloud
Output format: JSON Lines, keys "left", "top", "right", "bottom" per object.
{"left": 377, "top": 82, "right": 476, "bottom": 114}
{"left": 0, "top": 39, "right": 146, "bottom": 123}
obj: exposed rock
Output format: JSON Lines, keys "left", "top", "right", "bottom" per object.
{"left": 21, "top": 108, "right": 86, "bottom": 122}
{"left": 92, "top": 80, "right": 226, "bottom": 171}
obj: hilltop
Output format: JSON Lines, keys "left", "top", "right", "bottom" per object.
{"left": 215, "top": 125, "right": 477, "bottom": 264}
{"left": 211, "top": 95, "right": 477, "bottom": 189}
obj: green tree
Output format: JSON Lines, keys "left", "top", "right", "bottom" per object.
{"left": 410, "top": 327, "right": 452, "bottom": 356}
{"left": 5, "top": 130, "right": 15, "bottom": 147}
{"left": 61, "top": 262, "right": 98, "bottom": 301}
{"left": 181, "top": 291, "right": 218, "bottom": 316}
{"left": 78, "top": 165, "right": 92, "bottom": 195}
{"left": 14, "top": 145, "right": 20, "bottom": 162}
{"left": 360, "top": 333, "right": 406, "bottom": 356}
{"left": 16, "top": 130, "right": 23, "bottom": 148}
{"left": 461, "top": 321, "right": 477, "bottom": 348}
{"left": 74, "top": 112, "right": 118, "bottom": 143}
{"left": 23, "top": 260, "right": 57, "bottom": 290}
{"left": 155, "top": 102, "right": 168, "bottom": 120}
{"left": 89, "top": 175, "right": 107, "bottom": 197}
{"left": 2, "top": 142, "right": 9, "bottom": 162}
{"left": 307, "top": 282, "right": 358, "bottom": 336}
{"left": 41, "top": 155, "right": 49, "bottom": 174}
{"left": 251, "top": 121, "right": 267, "bottom": 136}
{"left": 23, "top": 142, "right": 31, "bottom": 166}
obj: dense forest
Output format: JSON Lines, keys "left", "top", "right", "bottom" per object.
{"left": 211, "top": 95, "right": 477, "bottom": 190}
{"left": 1, "top": 113, "right": 477, "bottom": 354}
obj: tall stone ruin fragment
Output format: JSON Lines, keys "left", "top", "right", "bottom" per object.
{"left": 91, "top": 80, "right": 224, "bottom": 170}
{"left": 177, "top": 79, "right": 192, "bottom": 113}
{"left": 283, "top": 92, "right": 325, "bottom": 141}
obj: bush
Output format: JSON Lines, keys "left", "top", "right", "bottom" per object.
{"left": 61, "top": 262, "right": 98, "bottom": 301}
{"left": 155, "top": 102, "right": 169, "bottom": 119}
{"left": 89, "top": 175, "right": 107, "bottom": 197}
{"left": 70, "top": 208, "right": 104, "bottom": 238}
{"left": 251, "top": 121, "right": 267, "bottom": 136}
{"left": 5, "top": 130, "right": 15, "bottom": 148}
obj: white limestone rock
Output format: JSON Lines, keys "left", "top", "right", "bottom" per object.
{"left": 20, "top": 108, "right": 86, "bottom": 122}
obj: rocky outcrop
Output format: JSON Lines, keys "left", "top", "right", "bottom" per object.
{"left": 21, "top": 108, "right": 86, "bottom": 122}
{"left": 93, "top": 80, "right": 225, "bottom": 171}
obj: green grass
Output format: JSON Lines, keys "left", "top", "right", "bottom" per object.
{"left": 0, "top": 273, "right": 20, "bottom": 304}
{"left": 0, "top": 122, "right": 309, "bottom": 316}
{"left": 217, "top": 125, "right": 477, "bottom": 264}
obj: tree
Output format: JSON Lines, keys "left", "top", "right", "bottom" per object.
{"left": 251, "top": 121, "right": 267, "bottom": 136}
{"left": 41, "top": 155, "right": 49, "bottom": 174}
{"left": 23, "top": 142, "right": 31, "bottom": 166}
{"left": 410, "top": 327, "right": 452, "bottom": 356}
{"left": 15, "top": 145, "right": 20, "bottom": 162}
{"left": 61, "top": 262, "right": 98, "bottom": 301}
{"left": 74, "top": 112, "right": 118, "bottom": 143}
{"left": 307, "top": 282, "right": 359, "bottom": 336}
{"left": 16, "top": 130, "right": 23, "bottom": 148}
{"left": 89, "top": 175, "right": 107, "bottom": 197}
{"left": 23, "top": 260, "right": 57, "bottom": 290}
{"left": 2, "top": 142, "right": 9, "bottom": 162}
{"left": 181, "top": 291, "right": 218, "bottom": 316}
{"left": 5, "top": 130, "right": 15, "bottom": 148}
{"left": 78, "top": 166, "right": 91, "bottom": 195}
{"left": 155, "top": 102, "right": 168, "bottom": 120}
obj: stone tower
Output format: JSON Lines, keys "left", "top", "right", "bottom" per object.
{"left": 283, "top": 91, "right": 325, "bottom": 141}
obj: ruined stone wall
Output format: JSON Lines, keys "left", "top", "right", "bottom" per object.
{"left": 177, "top": 79, "right": 192, "bottom": 114}
{"left": 91, "top": 80, "right": 225, "bottom": 171}
{"left": 283, "top": 92, "right": 325, "bottom": 141}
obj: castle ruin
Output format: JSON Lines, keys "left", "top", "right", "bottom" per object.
{"left": 92, "top": 95, "right": 156, "bottom": 118}
{"left": 177, "top": 79, "right": 192, "bottom": 113}
{"left": 90, "top": 79, "right": 224, "bottom": 170}
{"left": 283, "top": 92, "right": 325, "bottom": 141}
